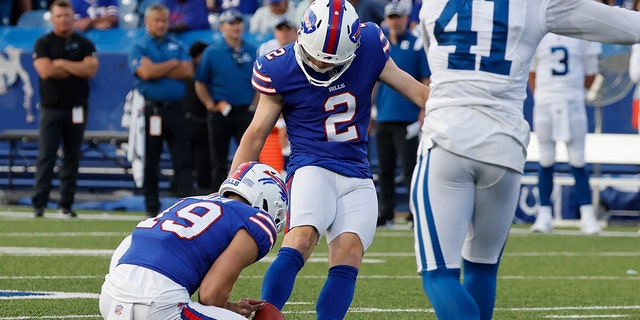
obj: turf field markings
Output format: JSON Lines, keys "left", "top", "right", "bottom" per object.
{"left": 544, "top": 315, "right": 630, "bottom": 318}
{"left": 0, "top": 290, "right": 99, "bottom": 299}
{"left": 0, "top": 247, "right": 113, "bottom": 256}
{"left": 0, "top": 316, "right": 101, "bottom": 320}
{"left": 0, "top": 275, "right": 101, "bottom": 280}
{"left": 0, "top": 232, "right": 129, "bottom": 237}
{"left": 0, "top": 211, "right": 143, "bottom": 221}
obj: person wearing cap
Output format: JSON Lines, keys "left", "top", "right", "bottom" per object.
{"left": 255, "top": 16, "right": 298, "bottom": 174}
{"left": 249, "top": 0, "right": 296, "bottom": 35}
{"left": 373, "top": 1, "right": 430, "bottom": 228}
{"left": 183, "top": 41, "right": 213, "bottom": 193}
{"left": 194, "top": 9, "right": 258, "bottom": 191}
{"left": 128, "top": 3, "right": 195, "bottom": 217}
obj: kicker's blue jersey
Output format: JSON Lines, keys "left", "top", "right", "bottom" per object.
{"left": 117, "top": 195, "right": 278, "bottom": 295}
{"left": 252, "top": 22, "right": 390, "bottom": 179}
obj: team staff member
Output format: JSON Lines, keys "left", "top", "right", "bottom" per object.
{"left": 31, "top": 0, "right": 98, "bottom": 218}
{"left": 373, "top": 2, "right": 430, "bottom": 228}
{"left": 195, "top": 9, "right": 258, "bottom": 191}
{"left": 129, "top": 3, "right": 195, "bottom": 217}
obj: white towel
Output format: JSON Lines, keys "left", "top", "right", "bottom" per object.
{"left": 123, "top": 89, "right": 145, "bottom": 188}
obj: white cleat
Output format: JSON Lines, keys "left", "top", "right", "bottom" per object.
{"left": 580, "top": 218, "right": 602, "bottom": 235}
{"left": 579, "top": 205, "right": 601, "bottom": 235}
{"left": 531, "top": 206, "right": 553, "bottom": 233}
{"left": 530, "top": 219, "right": 553, "bottom": 233}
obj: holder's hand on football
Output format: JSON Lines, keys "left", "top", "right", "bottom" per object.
{"left": 226, "top": 298, "right": 266, "bottom": 318}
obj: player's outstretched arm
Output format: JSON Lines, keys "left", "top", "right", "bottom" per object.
{"left": 198, "top": 230, "right": 260, "bottom": 312}
{"left": 229, "top": 93, "right": 283, "bottom": 174}
{"left": 378, "top": 58, "right": 430, "bottom": 110}
{"left": 549, "top": 0, "right": 640, "bottom": 44}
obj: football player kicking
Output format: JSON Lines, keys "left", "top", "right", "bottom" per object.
{"left": 229, "top": 0, "right": 430, "bottom": 318}
{"left": 99, "top": 162, "right": 288, "bottom": 320}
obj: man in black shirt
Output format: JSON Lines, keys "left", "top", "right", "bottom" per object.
{"left": 185, "top": 41, "right": 213, "bottom": 193}
{"left": 31, "top": 0, "right": 98, "bottom": 218}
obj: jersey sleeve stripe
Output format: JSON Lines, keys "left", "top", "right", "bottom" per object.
{"left": 252, "top": 68, "right": 277, "bottom": 94}
{"left": 252, "top": 78, "right": 277, "bottom": 95}
{"left": 379, "top": 29, "right": 391, "bottom": 56}
{"left": 249, "top": 216, "right": 276, "bottom": 247}
{"left": 256, "top": 212, "right": 277, "bottom": 230}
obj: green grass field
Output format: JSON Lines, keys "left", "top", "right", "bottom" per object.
{"left": 1, "top": 205, "right": 639, "bottom": 319}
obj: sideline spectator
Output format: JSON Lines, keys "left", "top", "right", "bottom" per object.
{"left": 129, "top": 3, "right": 195, "bottom": 217}
{"left": 70, "top": 0, "right": 118, "bottom": 32}
{"left": 249, "top": 0, "right": 295, "bottom": 35}
{"left": 195, "top": 9, "right": 257, "bottom": 190}
{"left": 31, "top": 0, "right": 98, "bottom": 218}
{"left": 99, "top": 162, "right": 288, "bottom": 320}
{"left": 161, "top": 0, "right": 209, "bottom": 33}
{"left": 207, "top": 0, "right": 259, "bottom": 14}
{"left": 184, "top": 40, "right": 214, "bottom": 193}
{"left": 528, "top": 34, "right": 602, "bottom": 235}
{"left": 347, "top": 0, "right": 385, "bottom": 25}
{"left": 373, "top": 2, "right": 430, "bottom": 228}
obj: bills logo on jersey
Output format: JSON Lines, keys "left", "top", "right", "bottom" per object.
{"left": 302, "top": 7, "right": 318, "bottom": 34}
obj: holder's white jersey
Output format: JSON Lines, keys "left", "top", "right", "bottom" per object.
{"left": 531, "top": 34, "right": 601, "bottom": 105}
{"left": 419, "top": 0, "right": 640, "bottom": 172}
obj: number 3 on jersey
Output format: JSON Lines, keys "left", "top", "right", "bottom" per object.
{"left": 434, "top": 0, "right": 512, "bottom": 76}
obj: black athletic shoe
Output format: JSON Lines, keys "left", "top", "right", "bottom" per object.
{"left": 58, "top": 208, "right": 77, "bottom": 218}
{"left": 32, "top": 208, "right": 44, "bottom": 218}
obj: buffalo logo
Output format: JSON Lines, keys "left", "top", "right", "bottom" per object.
{"left": 0, "top": 47, "right": 34, "bottom": 123}
{"left": 349, "top": 19, "right": 361, "bottom": 44}
{"left": 301, "top": 8, "right": 317, "bottom": 34}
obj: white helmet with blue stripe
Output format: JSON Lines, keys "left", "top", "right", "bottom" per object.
{"left": 219, "top": 161, "right": 288, "bottom": 232}
{"left": 295, "top": 0, "right": 361, "bottom": 87}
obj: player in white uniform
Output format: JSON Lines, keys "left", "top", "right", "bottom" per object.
{"left": 413, "top": 1, "right": 640, "bottom": 319}
{"left": 99, "top": 162, "right": 287, "bottom": 320}
{"left": 229, "top": 0, "right": 429, "bottom": 318}
{"left": 529, "top": 34, "right": 602, "bottom": 235}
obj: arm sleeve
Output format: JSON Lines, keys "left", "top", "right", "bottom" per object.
{"left": 546, "top": 0, "right": 640, "bottom": 44}
{"left": 32, "top": 37, "right": 47, "bottom": 60}
{"left": 582, "top": 41, "right": 601, "bottom": 76}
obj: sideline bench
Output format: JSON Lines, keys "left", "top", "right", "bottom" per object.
{"left": 524, "top": 132, "right": 640, "bottom": 214}
{"left": 0, "top": 129, "right": 130, "bottom": 189}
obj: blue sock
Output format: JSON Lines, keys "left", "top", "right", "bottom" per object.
{"left": 538, "top": 165, "right": 554, "bottom": 206}
{"left": 260, "top": 247, "right": 305, "bottom": 310}
{"left": 422, "top": 268, "right": 480, "bottom": 320}
{"left": 463, "top": 259, "right": 500, "bottom": 320}
{"left": 571, "top": 166, "right": 592, "bottom": 206}
{"left": 316, "top": 265, "right": 358, "bottom": 320}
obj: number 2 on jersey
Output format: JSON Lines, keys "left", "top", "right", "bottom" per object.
{"left": 434, "top": 0, "right": 512, "bottom": 75}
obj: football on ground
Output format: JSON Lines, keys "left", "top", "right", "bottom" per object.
{"left": 253, "top": 302, "right": 285, "bottom": 320}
